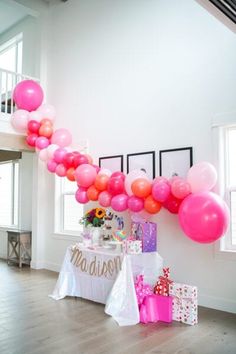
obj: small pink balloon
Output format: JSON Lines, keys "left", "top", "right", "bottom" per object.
{"left": 153, "top": 176, "right": 169, "bottom": 184}
{"left": 127, "top": 196, "right": 144, "bottom": 212}
{"left": 171, "top": 178, "right": 191, "bottom": 200}
{"left": 111, "top": 171, "right": 125, "bottom": 181}
{"left": 51, "top": 128, "right": 72, "bottom": 147}
{"left": 107, "top": 176, "right": 124, "bottom": 196}
{"left": 98, "top": 191, "right": 112, "bottom": 207}
{"left": 11, "top": 109, "right": 29, "bottom": 133}
{"left": 26, "top": 133, "right": 38, "bottom": 147}
{"left": 75, "top": 187, "right": 89, "bottom": 204}
{"left": 152, "top": 181, "right": 171, "bottom": 203}
{"left": 13, "top": 80, "right": 44, "bottom": 111}
{"left": 39, "top": 148, "right": 48, "bottom": 161}
{"left": 75, "top": 164, "right": 97, "bottom": 188}
{"left": 55, "top": 163, "right": 67, "bottom": 177}
{"left": 53, "top": 148, "right": 68, "bottom": 163}
{"left": 37, "top": 103, "right": 56, "bottom": 121}
{"left": 47, "top": 159, "right": 58, "bottom": 173}
{"left": 47, "top": 144, "right": 59, "bottom": 160}
{"left": 35, "top": 136, "right": 50, "bottom": 150}
{"left": 111, "top": 194, "right": 128, "bottom": 212}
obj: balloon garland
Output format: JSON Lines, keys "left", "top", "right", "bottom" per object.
{"left": 11, "top": 80, "right": 230, "bottom": 244}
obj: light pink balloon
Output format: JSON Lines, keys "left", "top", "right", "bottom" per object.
{"left": 111, "top": 194, "right": 128, "bottom": 212}
{"left": 13, "top": 80, "right": 44, "bottom": 112}
{"left": 35, "top": 136, "right": 50, "bottom": 150}
{"left": 11, "top": 109, "right": 29, "bottom": 133}
{"left": 187, "top": 162, "right": 217, "bottom": 193}
{"left": 37, "top": 103, "right": 56, "bottom": 121}
{"left": 127, "top": 196, "right": 144, "bottom": 212}
{"left": 51, "top": 128, "right": 72, "bottom": 147}
{"left": 152, "top": 181, "right": 171, "bottom": 202}
{"left": 98, "top": 191, "right": 112, "bottom": 207}
{"left": 47, "top": 159, "right": 58, "bottom": 173}
{"left": 55, "top": 163, "right": 67, "bottom": 177}
{"left": 125, "top": 169, "right": 149, "bottom": 196}
{"left": 47, "top": 144, "right": 59, "bottom": 160}
{"left": 29, "top": 110, "right": 43, "bottom": 123}
{"left": 75, "top": 187, "right": 89, "bottom": 204}
{"left": 38, "top": 148, "right": 48, "bottom": 161}
{"left": 178, "top": 192, "right": 229, "bottom": 243}
{"left": 75, "top": 164, "right": 97, "bottom": 188}
{"left": 153, "top": 176, "right": 169, "bottom": 185}
{"left": 53, "top": 148, "right": 68, "bottom": 163}
{"left": 171, "top": 178, "right": 191, "bottom": 200}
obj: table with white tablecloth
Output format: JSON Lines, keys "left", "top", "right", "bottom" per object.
{"left": 50, "top": 244, "right": 163, "bottom": 326}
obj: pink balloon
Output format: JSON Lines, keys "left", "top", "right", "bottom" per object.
{"left": 75, "top": 187, "right": 89, "bottom": 204}
{"left": 74, "top": 164, "right": 97, "bottom": 188}
{"left": 98, "top": 191, "right": 112, "bottom": 207}
{"left": 107, "top": 177, "right": 124, "bottom": 196}
{"left": 111, "top": 194, "right": 128, "bottom": 212}
{"left": 13, "top": 80, "right": 44, "bottom": 111}
{"left": 73, "top": 154, "right": 88, "bottom": 168}
{"left": 51, "top": 128, "right": 72, "bottom": 147}
{"left": 11, "top": 109, "right": 29, "bottom": 133}
{"left": 98, "top": 168, "right": 112, "bottom": 177}
{"left": 171, "top": 178, "right": 191, "bottom": 200}
{"left": 55, "top": 163, "right": 67, "bottom": 177}
{"left": 178, "top": 192, "right": 229, "bottom": 243}
{"left": 47, "top": 159, "right": 58, "bottom": 173}
{"left": 153, "top": 176, "right": 169, "bottom": 184}
{"left": 187, "top": 162, "right": 217, "bottom": 193}
{"left": 152, "top": 181, "right": 171, "bottom": 202}
{"left": 37, "top": 104, "right": 56, "bottom": 121}
{"left": 26, "top": 133, "right": 38, "bottom": 147}
{"left": 35, "top": 136, "right": 50, "bottom": 150}
{"left": 47, "top": 144, "right": 59, "bottom": 160}
{"left": 127, "top": 196, "right": 144, "bottom": 212}
{"left": 111, "top": 171, "right": 125, "bottom": 181}
{"left": 53, "top": 148, "right": 68, "bottom": 164}
{"left": 92, "top": 164, "right": 100, "bottom": 173}
{"left": 39, "top": 148, "right": 48, "bottom": 161}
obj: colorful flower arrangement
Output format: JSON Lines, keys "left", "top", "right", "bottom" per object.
{"left": 80, "top": 208, "right": 106, "bottom": 227}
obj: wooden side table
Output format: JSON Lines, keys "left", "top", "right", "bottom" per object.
{"left": 7, "top": 230, "right": 32, "bottom": 268}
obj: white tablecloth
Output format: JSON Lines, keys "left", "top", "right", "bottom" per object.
{"left": 50, "top": 244, "right": 163, "bottom": 326}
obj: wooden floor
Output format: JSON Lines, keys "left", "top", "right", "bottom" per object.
{"left": 0, "top": 260, "right": 236, "bottom": 354}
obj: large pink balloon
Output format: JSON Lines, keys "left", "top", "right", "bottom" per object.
{"left": 152, "top": 181, "right": 171, "bottom": 202}
{"left": 13, "top": 80, "right": 44, "bottom": 111}
{"left": 98, "top": 191, "right": 112, "bottom": 207}
{"left": 75, "top": 187, "right": 89, "bottom": 204}
{"left": 51, "top": 129, "right": 72, "bottom": 147}
{"left": 187, "top": 162, "right": 217, "bottom": 193}
{"left": 127, "top": 196, "right": 144, "bottom": 212}
{"left": 75, "top": 164, "right": 97, "bottom": 188}
{"left": 111, "top": 194, "right": 128, "bottom": 212}
{"left": 11, "top": 109, "right": 29, "bottom": 133}
{"left": 178, "top": 192, "right": 229, "bottom": 243}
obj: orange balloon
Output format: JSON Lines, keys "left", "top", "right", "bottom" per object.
{"left": 87, "top": 185, "right": 100, "bottom": 201}
{"left": 84, "top": 153, "right": 93, "bottom": 164}
{"left": 66, "top": 167, "right": 75, "bottom": 181}
{"left": 131, "top": 178, "right": 152, "bottom": 198}
{"left": 39, "top": 124, "right": 53, "bottom": 138}
{"left": 41, "top": 118, "right": 53, "bottom": 127}
{"left": 94, "top": 174, "right": 109, "bottom": 191}
{"left": 144, "top": 195, "right": 162, "bottom": 214}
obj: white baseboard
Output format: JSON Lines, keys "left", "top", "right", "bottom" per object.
{"left": 30, "top": 260, "right": 60, "bottom": 272}
{"left": 199, "top": 293, "right": 236, "bottom": 314}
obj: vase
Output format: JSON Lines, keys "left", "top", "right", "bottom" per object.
{"left": 90, "top": 227, "right": 101, "bottom": 246}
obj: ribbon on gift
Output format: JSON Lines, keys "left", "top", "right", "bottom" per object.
{"left": 154, "top": 267, "right": 173, "bottom": 296}
{"left": 135, "top": 275, "right": 153, "bottom": 306}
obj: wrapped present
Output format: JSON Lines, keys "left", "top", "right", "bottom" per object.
{"left": 154, "top": 267, "right": 173, "bottom": 296}
{"left": 140, "top": 294, "right": 172, "bottom": 324}
{"left": 123, "top": 240, "right": 142, "bottom": 254}
{"left": 169, "top": 282, "right": 198, "bottom": 326}
{"left": 134, "top": 275, "right": 153, "bottom": 306}
{"left": 131, "top": 221, "right": 157, "bottom": 252}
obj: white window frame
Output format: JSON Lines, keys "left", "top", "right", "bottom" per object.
{"left": 0, "top": 160, "right": 19, "bottom": 229}
{"left": 0, "top": 33, "right": 23, "bottom": 73}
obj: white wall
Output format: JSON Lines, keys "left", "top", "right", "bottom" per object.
{"left": 36, "top": 0, "right": 236, "bottom": 313}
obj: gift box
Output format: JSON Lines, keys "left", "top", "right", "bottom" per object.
{"left": 123, "top": 240, "right": 142, "bottom": 254}
{"left": 134, "top": 275, "right": 153, "bottom": 306}
{"left": 140, "top": 294, "right": 172, "bottom": 324}
{"left": 154, "top": 267, "right": 173, "bottom": 296}
{"left": 131, "top": 221, "right": 157, "bottom": 252}
{"left": 169, "top": 282, "right": 198, "bottom": 326}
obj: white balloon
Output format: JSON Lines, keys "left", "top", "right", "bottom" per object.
{"left": 47, "top": 144, "right": 59, "bottom": 159}
{"left": 187, "top": 162, "right": 217, "bottom": 193}
{"left": 37, "top": 103, "right": 56, "bottom": 121}
{"left": 28, "top": 110, "right": 43, "bottom": 123}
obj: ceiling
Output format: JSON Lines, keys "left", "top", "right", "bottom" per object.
{"left": 0, "top": 1, "right": 29, "bottom": 35}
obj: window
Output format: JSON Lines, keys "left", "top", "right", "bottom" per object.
{"left": 0, "top": 161, "right": 19, "bottom": 227}
{"left": 0, "top": 33, "right": 23, "bottom": 73}
{"left": 54, "top": 176, "right": 83, "bottom": 236}
{"left": 220, "top": 125, "right": 236, "bottom": 251}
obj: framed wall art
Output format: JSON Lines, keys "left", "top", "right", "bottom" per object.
{"left": 159, "top": 147, "right": 193, "bottom": 178}
{"left": 127, "top": 151, "right": 155, "bottom": 179}
{"left": 98, "top": 155, "right": 124, "bottom": 172}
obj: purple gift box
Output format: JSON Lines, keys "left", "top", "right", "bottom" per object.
{"left": 131, "top": 222, "right": 157, "bottom": 252}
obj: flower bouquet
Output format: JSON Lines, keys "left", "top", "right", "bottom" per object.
{"left": 80, "top": 208, "right": 106, "bottom": 245}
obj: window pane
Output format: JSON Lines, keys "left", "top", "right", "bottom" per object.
{"left": 17, "top": 41, "right": 23, "bottom": 74}
{"left": 63, "top": 194, "right": 83, "bottom": 232}
{"left": 0, "top": 46, "right": 16, "bottom": 72}
{"left": 0, "top": 163, "right": 13, "bottom": 226}
{"left": 228, "top": 129, "right": 236, "bottom": 187}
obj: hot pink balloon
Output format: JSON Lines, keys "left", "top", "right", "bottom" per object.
{"left": 73, "top": 154, "right": 88, "bottom": 168}
{"left": 51, "top": 128, "right": 72, "bottom": 147}
{"left": 37, "top": 103, "right": 56, "bottom": 121}
{"left": 111, "top": 194, "right": 128, "bottom": 212}
{"left": 35, "top": 136, "right": 50, "bottom": 150}
{"left": 53, "top": 147, "right": 68, "bottom": 164}
{"left": 55, "top": 163, "right": 67, "bottom": 177}
{"left": 11, "top": 109, "right": 29, "bottom": 133}
{"left": 111, "top": 171, "right": 125, "bottom": 181}
{"left": 127, "top": 196, "right": 144, "bottom": 212}
{"left": 26, "top": 133, "right": 38, "bottom": 147}
{"left": 75, "top": 187, "right": 89, "bottom": 204}
{"left": 171, "top": 178, "right": 191, "bottom": 200}
{"left": 75, "top": 164, "right": 97, "bottom": 188}
{"left": 187, "top": 162, "right": 217, "bottom": 193}
{"left": 47, "top": 159, "right": 58, "bottom": 173}
{"left": 178, "top": 192, "right": 229, "bottom": 243}
{"left": 13, "top": 80, "right": 44, "bottom": 111}
{"left": 107, "top": 176, "right": 124, "bottom": 196}
{"left": 98, "top": 191, "right": 112, "bottom": 207}
{"left": 153, "top": 176, "right": 169, "bottom": 184}
{"left": 152, "top": 181, "right": 171, "bottom": 203}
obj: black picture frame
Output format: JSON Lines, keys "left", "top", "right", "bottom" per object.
{"left": 99, "top": 155, "right": 124, "bottom": 172}
{"left": 159, "top": 147, "right": 193, "bottom": 178}
{"left": 127, "top": 151, "right": 156, "bottom": 179}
